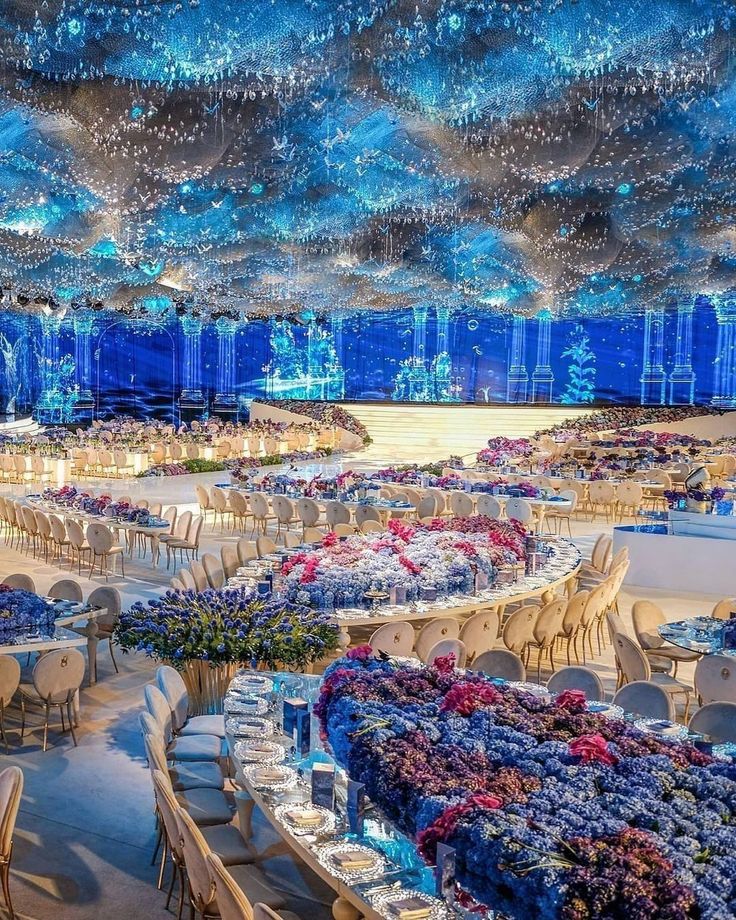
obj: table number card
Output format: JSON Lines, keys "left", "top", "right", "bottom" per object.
{"left": 295, "top": 708, "right": 311, "bottom": 757}
{"left": 311, "top": 762, "right": 335, "bottom": 810}
{"left": 283, "top": 698, "right": 308, "bottom": 738}
{"left": 347, "top": 779, "right": 365, "bottom": 835}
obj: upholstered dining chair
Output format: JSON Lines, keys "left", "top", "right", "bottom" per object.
{"left": 248, "top": 493, "right": 276, "bottom": 535}
{"left": 176, "top": 805, "right": 285, "bottom": 918}
{"left": 332, "top": 523, "right": 355, "bottom": 537}
{"left": 360, "top": 519, "right": 383, "bottom": 534}
{"left": 166, "top": 515, "right": 204, "bottom": 569}
{"left": 295, "top": 498, "right": 322, "bottom": 537}
{"left": 415, "top": 618, "right": 460, "bottom": 662}
{"left": 156, "top": 666, "right": 225, "bottom": 738}
{"left": 0, "top": 658, "right": 20, "bottom": 753}
{"left": 178, "top": 568, "right": 197, "bottom": 591}
{"left": 459, "top": 608, "right": 501, "bottom": 661}
{"left": 527, "top": 597, "right": 567, "bottom": 681}
{"left": 711, "top": 597, "right": 736, "bottom": 620}
{"left": 1, "top": 573, "right": 35, "bottom": 593}
{"left": 354, "top": 505, "right": 381, "bottom": 528}
{"left": 425, "top": 638, "right": 467, "bottom": 668}
{"left": 282, "top": 532, "right": 301, "bottom": 548}
{"left": 694, "top": 654, "right": 736, "bottom": 705}
{"left": 255, "top": 535, "right": 277, "bottom": 558}
{"left": 227, "top": 491, "right": 251, "bottom": 534}
{"left": 254, "top": 904, "right": 303, "bottom": 920}
{"left": 324, "top": 501, "right": 350, "bottom": 528}
{"left": 206, "top": 852, "right": 259, "bottom": 920}
{"left": 631, "top": 600, "right": 701, "bottom": 677}
{"left": 472, "top": 648, "right": 525, "bottom": 682}
{"left": 210, "top": 488, "right": 232, "bottom": 532}
{"left": 475, "top": 493, "right": 502, "bottom": 519}
{"left": 48, "top": 578, "right": 84, "bottom": 602}
{"left": 449, "top": 491, "right": 474, "bottom": 518}
{"left": 84, "top": 585, "right": 122, "bottom": 679}
{"left": 236, "top": 537, "right": 257, "bottom": 566}
{"left": 505, "top": 497, "right": 535, "bottom": 527}
{"left": 19, "top": 648, "right": 85, "bottom": 751}
{"left": 86, "top": 521, "right": 125, "bottom": 580}
{"left": 0, "top": 766, "right": 23, "bottom": 920}
{"left": 557, "top": 590, "right": 589, "bottom": 666}
{"left": 220, "top": 545, "right": 240, "bottom": 580}
{"left": 368, "top": 622, "right": 415, "bottom": 657}
{"left": 612, "top": 633, "right": 692, "bottom": 719}
{"left": 502, "top": 604, "right": 539, "bottom": 661}
{"left": 143, "top": 686, "right": 221, "bottom": 764}
{"left": 202, "top": 554, "right": 225, "bottom": 590}
{"left": 688, "top": 702, "right": 736, "bottom": 744}
{"left": 547, "top": 666, "right": 604, "bottom": 701}
{"left": 612, "top": 680, "right": 675, "bottom": 721}
{"left": 142, "top": 723, "right": 224, "bottom": 796}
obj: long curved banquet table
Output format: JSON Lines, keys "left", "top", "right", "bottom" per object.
{"left": 225, "top": 669, "right": 474, "bottom": 920}
{"left": 228, "top": 537, "right": 582, "bottom": 635}
{"left": 224, "top": 663, "right": 735, "bottom": 920}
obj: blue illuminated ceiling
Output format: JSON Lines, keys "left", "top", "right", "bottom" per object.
{"left": 1, "top": 0, "right": 736, "bottom": 319}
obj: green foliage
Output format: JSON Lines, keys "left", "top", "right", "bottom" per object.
{"left": 182, "top": 458, "right": 227, "bottom": 474}
{"left": 561, "top": 324, "right": 597, "bottom": 404}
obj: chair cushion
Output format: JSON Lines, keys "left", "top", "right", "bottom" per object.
{"left": 651, "top": 673, "right": 691, "bottom": 695}
{"left": 227, "top": 864, "right": 287, "bottom": 910}
{"left": 169, "top": 733, "right": 221, "bottom": 762}
{"left": 175, "top": 787, "right": 233, "bottom": 826}
{"left": 180, "top": 714, "right": 226, "bottom": 738}
{"left": 657, "top": 644, "right": 701, "bottom": 662}
{"left": 19, "top": 683, "right": 73, "bottom": 706}
{"left": 169, "top": 761, "right": 224, "bottom": 791}
{"left": 201, "top": 824, "right": 256, "bottom": 865}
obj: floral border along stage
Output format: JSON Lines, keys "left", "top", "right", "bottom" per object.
{"left": 282, "top": 517, "right": 526, "bottom": 609}
{"left": 316, "top": 653, "right": 736, "bottom": 920}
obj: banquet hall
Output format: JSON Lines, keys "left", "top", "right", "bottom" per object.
{"left": 1, "top": 2, "right": 736, "bottom": 918}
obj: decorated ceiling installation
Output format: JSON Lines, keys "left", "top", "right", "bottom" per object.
{"left": 1, "top": 0, "right": 736, "bottom": 321}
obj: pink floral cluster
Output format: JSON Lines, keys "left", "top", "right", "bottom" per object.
{"left": 477, "top": 437, "right": 533, "bottom": 466}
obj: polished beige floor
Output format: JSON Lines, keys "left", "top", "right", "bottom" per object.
{"left": 0, "top": 437, "right": 719, "bottom": 918}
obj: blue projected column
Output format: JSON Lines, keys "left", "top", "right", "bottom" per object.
{"left": 73, "top": 312, "right": 95, "bottom": 412}
{"left": 506, "top": 315, "right": 528, "bottom": 403}
{"left": 712, "top": 296, "right": 736, "bottom": 407}
{"left": 330, "top": 315, "right": 345, "bottom": 399}
{"left": 531, "top": 309, "right": 554, "bottom": 403}
{"left": 436, "top": 306, "right": 450, "bottom": 354}
{"left": 39, "top": 311, "right": 61, "bottom": 401}
{"left": 213, "top": 317, "right": 238, "bottom": 415}
{"left": 179, "top": 315, "right": 205, "bottom": 412}
{"left": 668, "top": 298, "right": 696, "bottom": 405}
{"left": 640, "top": 307, "right": 666, "bottom": 405}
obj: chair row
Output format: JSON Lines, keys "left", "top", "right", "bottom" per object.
{"left": 140, "top": 667, "right": 300, "bottom": 920}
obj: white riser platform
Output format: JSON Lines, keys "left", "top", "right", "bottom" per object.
{"left": 0, "top": 415, "right": 43, "bottom": 437}
{"left": 339, "top": 403, "right": 593, "bottom": 461}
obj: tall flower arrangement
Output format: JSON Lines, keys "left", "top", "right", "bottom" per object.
{"left": 317, "top": 655, "right": 735, "bottom": 920}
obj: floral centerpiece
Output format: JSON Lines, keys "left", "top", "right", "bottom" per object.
{"left": 317, "top": 653, "right": 735, "bottom": 920}
{"left": 534, "top": 406, "right": 714, "bottom": 439}
{"left": 281, "top": 517, "right": 526, "bottom": 609}
{"left": 477, "top": 437, "right": 534, "bottom": 467}
{"left": 115, "top": 586, "right": 340, "bottom": 712}
{"left": 0, "top": 587, "right": 56, "bottom": 642}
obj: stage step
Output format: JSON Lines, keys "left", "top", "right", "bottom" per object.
{"left": 340, "top": 403, "right": 593, "bottom": 462}
{"left": 0, "top": 415, "right": 43, "bottom": 437}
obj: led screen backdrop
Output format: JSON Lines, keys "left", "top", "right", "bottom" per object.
{"left": 0, "top": 303, "right": 728, "bottom": 424}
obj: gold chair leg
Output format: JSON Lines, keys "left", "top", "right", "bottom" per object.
{"left": 1, "top": 859, "right": 14, "bottom": 920}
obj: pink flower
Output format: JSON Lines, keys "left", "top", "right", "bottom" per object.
{"left": 432, "top": 653, "right": 457, "bottom": 675}
{"left": 555, "top": 689, "right": 588, "bottom": 713}
{"left": 569, "top": 733, "right": 618, "bottom": 765}
{"left": 398, "top": 554, "right": 421, "bottom": 575}
{"left": 346, "top": 644, "right": 373, "bottom": 661}
{"left": 322, "top": 531, "right": 338, "bottom": 547}
{"left": 440, "top": 681, "right": 500, "bottom": 715}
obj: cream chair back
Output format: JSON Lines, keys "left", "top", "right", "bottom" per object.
{"left": 87, "top": 586, "right": 121, "bottom": 627}
{"left": 368, "top": 622, "right": 415, "bottom": 657}
{"left": 472, "top": 648, "right": 525, "bottom": 681}
{"left": 2, "top": 573, "right": 35, "bottom": 592}
{"left": 196, "top": 485, "right": 211, "bottom": 513}
{"left": 332, "top": 523, "right": 355, "bottom": 537}
{"left": 211, "top": 488, "right": 229, "bottom": 514}
{"left": 449, "top": 492, "right": 474, "bottom": 517}
{"left": 65, "top": 518, "right": 86, "bottom": 551}
{"left": 303, "top": 527, "right": 324, "bottom": 543}
{"left": 694, "top": 655, "right": 736, "bottom": 704}
{"left": 186, "top": 515, "right": 204, "bottom": 548}
{"left": 415, "top": 618, "right": 460, "bottom": 662}
{"left": 33, "top": 648, "right": 85, "bottom": 704}
{"left": 459, "top": 608, "right": 501, "bottom": 659}
{"left": 86, "top": 522, "right": 114, "bottom": 555}
{"left": 206, "top": 853, "right": 254, "bottom": 920}
{"left": 175, "top": 807, "right": 217, "bottom": 914}
{"left": 617, "top": 481, "right": 643, "bottom": 509}
{"left": 688, "top": 702, "right": 736, "bottom": 743}
{"left": 561, "top": 590, "right": 589, "bottom": 638}
{"left": 590, "top": 534, "right": 613, "bottom": 572}
{"left": 236, "top": 538, "right": 257, "bottom": 565}
{"left": 711, "top": 597, "right": 736, "bottom": 620}
{"left": 190, "top": 560, "right": 209, "bottom": 592}
{"left": 151, "top": 769, "right": 186, "bottom": 863}
{"left": 296, "top": 498, "right": 321, "bottom": 529}
{"left": 156, "top": 665, "right": 189, "bottom": 732}
{"left": 221, "top": 545, "right": 240, "bottom": 579}
{"left": 416, "top": 495, "right": 436, "bottom": 520}
{"left": 178, "top": 569, "right": 196, "bottom": 591}
{"left": 202, "top": 553, "right": 225, "bottom": 590}
{"left": 174, "top": 510, "right": 193, "bottom": 539}
{"left": 425, "top": 638, "right": 466, "bottom": 668}
{"left": 505, "top": 497, "right": 534, "bottom": 525}
{"left": 0, "top": 658, "right": 20, "bottom": 708}
{"left": 272, "top": 496, "right": 295, "bottom": 527}
{"left": 256, "top": 535, "right": 277, "bottom": 558}
{"left": 249, "top": 493, "right": 271, "bottom": 523}
{"left": 360, "top": 519, "right": 383, "bottom": 534}
{"left": 532, "top": 598, "right": 567, "bottom": 647}
{"left": 354, "top": 505, "right": 381, "bottom": 527}
{"left": 0, "top": 766, "right": 23, "bottom": 861}
{"left": 613, "top": 633, "right": 651, "bottom": 683}
{"left": 48, "top": 579, "right": 84, "bottom": 601}
{"left": 144, "top": 683, "right": 174, "bottom": 743}
{"left": 502, "top": 605, "right": 539, "bottom": 655}
{"left": 475, "top": 494, "right": 502, "bottom": 519}
{"left": 613, "top": 681, "right": 674, "bottom": 721}
{"left": 325, "top": 501, "right": 350, "bottom": 527}
{"left": 631, "top": 600, "right": 667, "bottom": 651}
{"left": 547, "top": 666, "right": 604, "bottom": 700}
{"left": 228, "top": 490, "right": 249, "bottom": 519}
{"left": 283, "top": 532, "right": 301, "bottom": 548}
